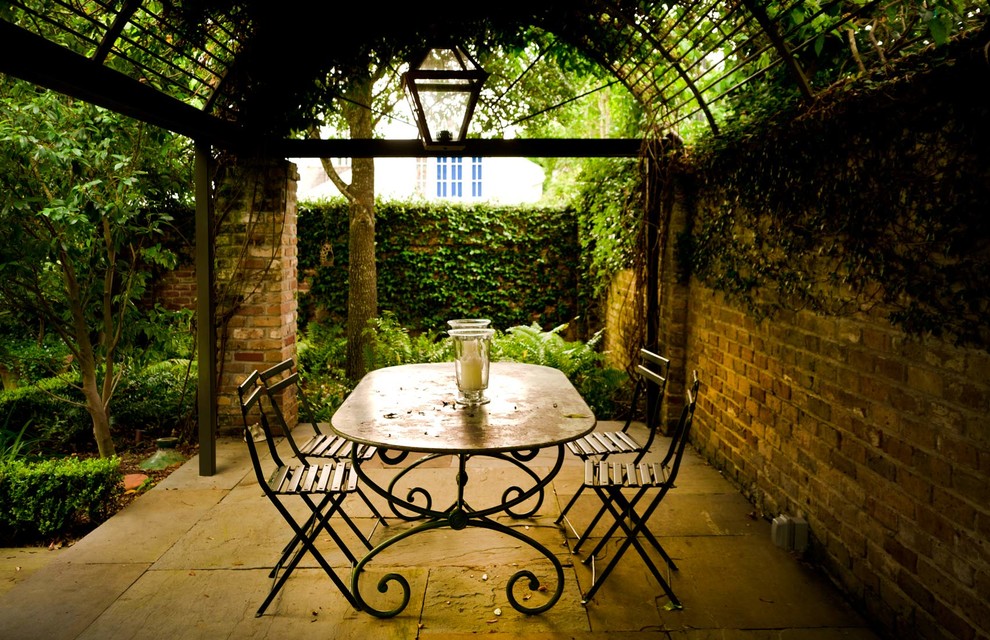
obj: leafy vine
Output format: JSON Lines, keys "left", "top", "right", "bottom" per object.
{"left": 679, "top": 32, "right": 990, "bottom": 348}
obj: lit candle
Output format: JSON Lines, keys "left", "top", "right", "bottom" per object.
{"left": 449, "top": 328, "right": 493, "bottom": 404}
{"left": 458, "top": 355, "right": 484, "bottom": 390}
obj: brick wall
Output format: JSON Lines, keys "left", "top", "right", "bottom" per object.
{"left": 154, "top": 267, "right": 196, "bottom": 311}
{"left": 636, "top": 37, "right": 990, "bottom": 640}
{"left": 680, "top": 282, "right": 989, "bottom": 639}
{"left": 212, "top": 158, "right": 300, "bottom": 434}
{"left": 604, "top": 268, "right": 638, "bottom": 371}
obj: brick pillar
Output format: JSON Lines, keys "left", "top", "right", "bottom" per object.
{"left": 655, "top": 181, "right": 692, "bottom": 431}
{"left": 214, "top": 157, "right": 299, "bottom": 434}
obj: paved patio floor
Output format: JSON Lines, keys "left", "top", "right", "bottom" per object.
{"left": 0, "top": 422, "right": 883, "bottom": 639}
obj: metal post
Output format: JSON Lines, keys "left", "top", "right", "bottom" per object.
{"left": 195, "top": 142, "right": 217, "bottom": 476}
{"left": 645, "top": 154, "right": 661, "bottom": 426}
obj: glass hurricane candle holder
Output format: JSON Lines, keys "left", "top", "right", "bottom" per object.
{"left": 447, "top": 318, "right": 491, "bottom": 329}
{"left": 448, "top": 327, "right": 494, "bottom": 405}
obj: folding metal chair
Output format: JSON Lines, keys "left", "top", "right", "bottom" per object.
{"left": 237, "top": 370, "right": 370, "bottom": 617}
{"left": 572, "top": 371, "right": 699, "bottom": 608}
{"left": 556, "top": 348, "right": 670, "bottom": 526}
{"left": 258, "top": 358, "right": 389, "bottom": 526}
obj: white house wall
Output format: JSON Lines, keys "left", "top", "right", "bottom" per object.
{"left": 291, "top": 156, "right": 544, "bottom": 204}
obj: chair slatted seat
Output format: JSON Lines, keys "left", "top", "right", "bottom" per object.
{"left": 557, "top": 348, "right": 671, "bottom": 525}
{"left": 259, "top": 358, "right": 387, "bottom": 526}
{"left": 238, "top": 371, "right": 370, "bottom": 617}
{"left": 570, "top": 372, "right": 700, "bottom": 608}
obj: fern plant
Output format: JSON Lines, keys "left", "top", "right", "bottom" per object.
{"left": 298, "top": 317, "right": 631, "bottom": 422}
{"left": 495, "top": 323, "right": 630, "bottom": 418}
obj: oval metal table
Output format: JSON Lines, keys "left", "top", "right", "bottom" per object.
{"left": 330, "top": 362, "right": 596, "bottom": 618}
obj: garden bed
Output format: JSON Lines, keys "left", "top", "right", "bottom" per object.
{"left": 7, "top": 441, "right": 198, "bottom": 549}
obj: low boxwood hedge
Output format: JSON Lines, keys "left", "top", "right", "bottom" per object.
{"left": 0, "top": 456, "right": 122, "bottom": 544}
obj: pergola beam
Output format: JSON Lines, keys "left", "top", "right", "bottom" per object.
{"left": 0, "top": 20, "right": 249, "bottom": 148}
{"left": 275, "top": 137, "right": 644, "bottom": 158}
{"left": 1, "top": 23, "right": 642, "bottom": 160}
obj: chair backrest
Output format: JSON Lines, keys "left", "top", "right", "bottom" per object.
{"left": 258, "top": 358, "right": 322, "bottom": 433}
{"left": 626, "top": 349, "right": 671, "bottom": 462}
{"left": 258, "top": 357, "right": 338, "bottom": 465}
{"left": 661, "top": 370, "right": 700, "bottom": 484}
{"left": 237, "top": 370, "right": 287, "bottom": 486}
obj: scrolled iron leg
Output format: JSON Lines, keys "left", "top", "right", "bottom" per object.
{"left": 471, "top": 518, "right": 565, "bottom": 615}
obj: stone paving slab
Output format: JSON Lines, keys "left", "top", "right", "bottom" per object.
{"left": 152, "top": 482, "right": 362, "bottom": 571}
{"left": 0, "top": 431, "right": 883, "bottom": 640}
{"left": 0, "top": 546, "right": 66, "bottom": 597}
{"left": 153, "top": 436, "right": 252, "bottom": 491}
{"left": 64, "top": 488, "right": 231, "bottom": 564}
{"left": 415, "top": 563, "right": 589, "bottom": 636}
{"left": 568, "top": 533, "right": 872, "bottom": 635}
{"left": 0, "top": 560, "right": 150, "bottom": 640}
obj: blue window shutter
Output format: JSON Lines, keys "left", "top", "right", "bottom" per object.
{"left": 452, "top": 157, "right": 463, "bottom": 198}
{"left": 471, "top": 157, "right": 483, "bottom": 198}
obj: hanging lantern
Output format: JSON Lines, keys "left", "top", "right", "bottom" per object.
{"left": 402, "top": 45, "right": 488, "bottom": 150}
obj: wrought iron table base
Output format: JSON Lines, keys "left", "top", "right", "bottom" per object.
{"left": 350, "top": 447, "right": 566, "bottom": 618}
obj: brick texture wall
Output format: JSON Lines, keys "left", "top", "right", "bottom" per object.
{"left": 679, "top": 283, "right": 988, "bottom": 640}
{"left": 172, "top": 158, "right": 299, "bottom": 435}
{"left": 604, "top": 268, "right": 638, "bottom": 372}
{"left": 630, "top": 39, "right": 990, "bottom": 638}
{"left": 154, "top": 267, "right": 196, "bottom": 311}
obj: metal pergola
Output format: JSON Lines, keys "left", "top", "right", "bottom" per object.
{"left": 1, "top": 0, "right": 982, "bottom": 474}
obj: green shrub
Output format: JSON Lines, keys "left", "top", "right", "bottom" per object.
{"left": 0, "top": 455, "right": 122, "bottom": 543}
{"left": 0, "top": 359, "right": 197, "bottom": 453}
{"left": 494, "top": 323, "right": 631, "bottom": 418}
{"left": 0, "top": 334, "right": 71, "bottom": 387}
{"left": 297, "top": 325, "right": 352, "bottom": 422}
{"left": 113, "top": 359, "right": 196, "bottom": 440}
{"left": 0, "top": 374, "right": 91, "bottom": 454}
{"left": 298, "top": 315, "right": 452, "bottom": 422}
{"left": 298, "top": 323, "right": 348, "bottom": 377}
{"left": 363, "top": 312, "right": 451, "bottom": 369}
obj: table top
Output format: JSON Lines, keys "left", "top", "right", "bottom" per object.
{"left": 330, "top": 362, "right": 596, "bottom": 454}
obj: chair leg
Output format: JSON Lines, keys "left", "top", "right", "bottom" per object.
{"left": 556, "top": 483, "right": 586, "bottom": 525}
{"left": 579, "top": 485, "right": 643, "bottom": 559}
{"left": 258, "top": 493, "right": 358, "bottom": 617}
{"left": 580, "top": 486, "right": 681, "bottom": 607}
{"left": 573, "top": 494, "right": 612, "bottom": 553}
{"left": 575, "top": 472, "right": 647, "bottom": 556}
{"left": 273, "top": 493, "right": 373, "bottom": 578}
{"left": 586, "top": 486, "right": 678, "bottom": 571}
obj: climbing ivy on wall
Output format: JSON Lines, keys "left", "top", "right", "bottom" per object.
{"left": 680, "top": 35, "right": 990, "bottom": 348}
{"left": 298, "top": 200, "right": 584, "bottom": 333}
{"left": 574, "top": 157, "right": 643, "bottom": 303}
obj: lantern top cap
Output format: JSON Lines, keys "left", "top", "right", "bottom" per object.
{"left": 407, "top": 45, "right": 488, "bottom": 77}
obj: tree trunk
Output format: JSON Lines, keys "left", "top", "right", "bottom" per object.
{"left": 72, "top": 303, "right": 116, "bottom": 459}
{"left": 62, "top": 243, "right": 117, "bottom": 458}
{"left": 343, "top": 76, "right": 377, "bottom": 380}
{"left": 82, "top": 372, "right": 115, "bottom": 458}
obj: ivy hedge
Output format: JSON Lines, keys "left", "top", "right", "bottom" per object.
{"left": 298, "top": 200, "right": 586, "bottom": 333}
